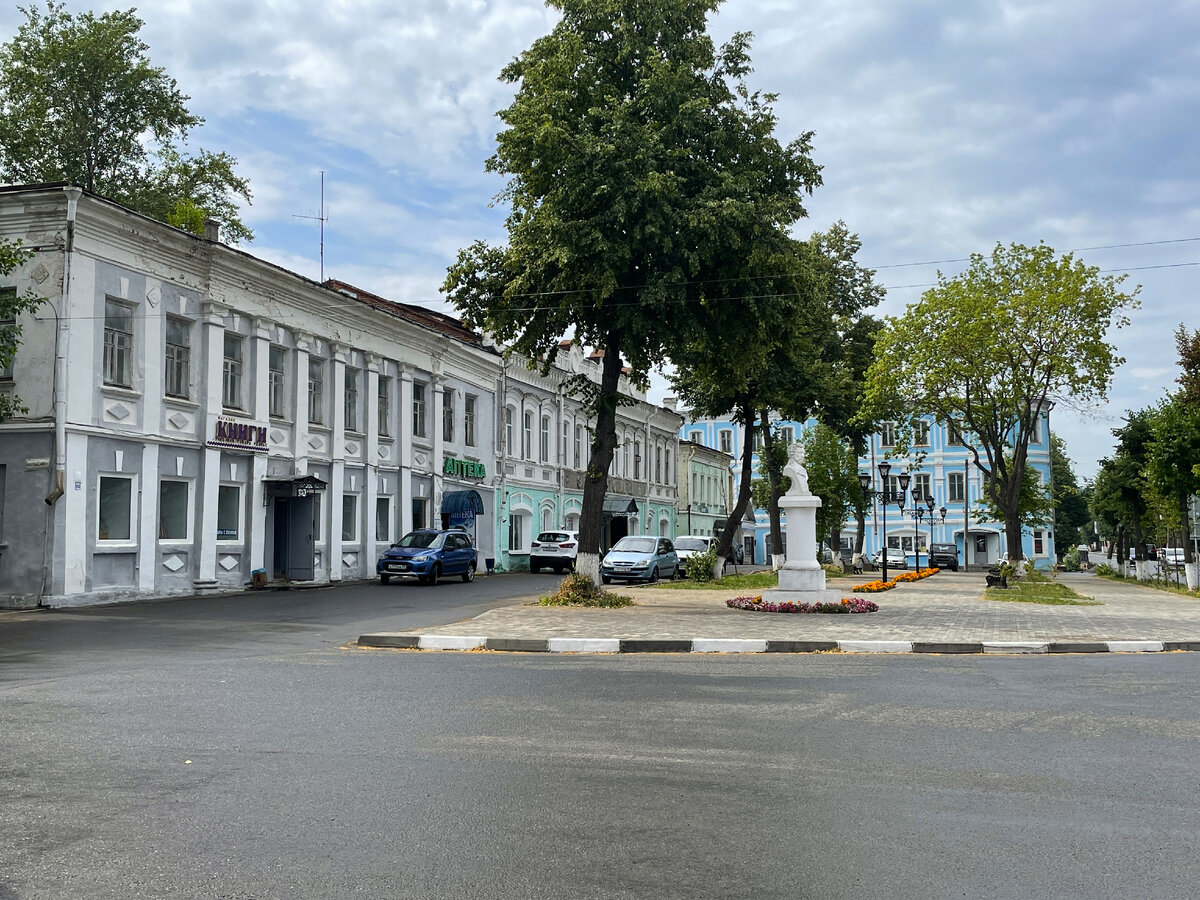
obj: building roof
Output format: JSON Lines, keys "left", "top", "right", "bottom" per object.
{"left": 322, "top": 278, "right": 489, "bottom": 351}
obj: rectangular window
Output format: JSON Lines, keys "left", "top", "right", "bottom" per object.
{"left": 344, "top": 367, "right": 360, "bottom": 432}
{"left": 719, "top": 430, "right": 732, "bottom": 454}
{"left": 465, "top": 395, "right": 476, "bottom": 446}
{"left": 308, "top": 357, "right": 325, "bottom": 425}
{"left": 754, "top": 430, "right": 764, "bottom": 451}
{"left": 914, "top": 420, "right": 930, "bottom": 446}
{"left": 574, "top": 425, "right": 582, "bottom": 469}
{"left": 0, "top": 288, "right": 15, "bottom": 378}
{"left": 913, "top": 473, "right": 931, "bottom": 501}
{"left": 98, "top": 475, "right": 133, "bottom": 541}
{"left": 880, "top": 422, "right": 896, "bottom": 447}
{"left": 376, "top": 496, "right": 390, "bottom": 542}
{"left": 443, "top": 388, "right": 454, "bottom": 443}
{"left": 342, "top": 494, "right": 358, "bottom": 542}
{"left": 523, "top": 411, "right": 533, "bottom": 459}
{"left": 222, "top": 334, "right": 243, "bottom": 409}
{"left": 164, "top": 317, "right": 190, "bottom": 399}
{"left": 508, "top": 513, "right": 524, "bottom": 552}
{"left": 268, "top": 346, "right": 286, "bottom": 418}
{"left": 505, "top": 407, "right": 514, "bottom": 454}
{"left": 948, "top": 419, "right": 966, "bottom": 446}
{"left": 378, "top": 376, "right": 392, "bottom": 437}
{"left": 217, "top": 484, "right": 241, "bottom": 541}
{"left": 158, "top": 479, "right": 190, "bottom": 541}
{"left": 540, "top": 415, "right": 550, "bottom": 462}
{"left": 948, "top": 472, "right": 965, "bottom": 503}
{"left": 412, "top": 381, "right": 427, "bottom": 437}
{"left": 780, "top": 426, "right": 794, "bottom": 444}
{"left": 1033, "top": 530, "right": 1045, "bottom": 555}
{"left": 634, "top": 442, "right": 642, "bottom": 479}
{"left": 655, "top": 447, "right": 661, "bottom": 483}
{"left": 103, "top": 299, "right": 133, "bottom": 387}
{"left": 412, "top": 497, "right": 427, "bottom": 530}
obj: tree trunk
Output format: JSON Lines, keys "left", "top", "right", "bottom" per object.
{"left": 576, "top": 332, "right": 624, "bottom": 584}
{"left": 1181, "top": 496, "right": 1198, "bottom": 591}
{"left": 714, "top": 401, "right": 756, "bottom": 574}
{"left": 760, "top": 413, "right": 786, "bottom": 568}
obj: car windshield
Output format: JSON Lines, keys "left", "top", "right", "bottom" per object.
{"left": 612, "top": 537, "right": 657, "bottom": 554}
{"left": 395, "top": 531, "right": 442, "bottom": 549}
{"left": 674, "top": 539, "right": 709, "bottom": 551}
{"left": 537, "top": 532, "right": 571, "bottom": 543}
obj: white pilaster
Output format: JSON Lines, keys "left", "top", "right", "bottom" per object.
{"left": 364, "top": 354, "right": 381, "bottom": 570}
{"left": 196, "top": 304, "right": 226, "bottom": 586}
{"left": 138, "top": 442, "right": 159, "bottom": 591}
{"left": 329, "top": 344, "right": 347, "bottom": 581}
{"left": 399, "top": 365, "right": 414, "bottom": 535}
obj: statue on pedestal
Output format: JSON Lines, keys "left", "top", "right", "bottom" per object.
{"left": 783, "top": 442, "right": 810, "bottom": 497}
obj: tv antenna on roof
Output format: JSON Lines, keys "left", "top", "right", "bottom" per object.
{"left": 293, "top": 171, "right": 328, "bottom": 282}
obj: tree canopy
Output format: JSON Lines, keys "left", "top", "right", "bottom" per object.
{"left": 1049, "top": 433, "right": 1091, "bottom": 553}
{"left": 860, "top": 241, "right": 1138, "bottom": 561}
{"left": 0, "top": 2, "right": 252, "bottom": 242}
{"left": 444, "top": 0, "right": 820, "bottom": 577}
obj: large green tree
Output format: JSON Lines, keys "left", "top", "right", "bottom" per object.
{"left": 444, "top": 0, "right": 819, "bottom": 579}
{"left": 0, "top": 239, "right": 45, "bottom": 420}
{"left": 860, "top": 241, "right": 1138, "bottom": 563}
{"left": 0, "top": 3, "right": 252, "bottom": 242}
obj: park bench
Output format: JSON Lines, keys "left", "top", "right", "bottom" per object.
{"left": 985, "top": 566, "right": 1008, "bottom": 588}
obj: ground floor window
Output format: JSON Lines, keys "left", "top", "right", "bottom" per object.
{"left": 98, "top": 475, "right": 133, "bottom": 542}
{"left": 158, "top": 479, "right": 191, "bottom": 541}
{"left": 542, "top": 508, "right": 553, "bottom": 532}
{"left": 1033, "top": 530, "right": 1045, "bottom": 555}
{"left": 412, "top": 498, "right": 428, "bottom": 530}
{"left": 217, "top": 484, "right": 242, "bottom": 541}
{"left": 376, "top": 497, "right": 390, "bottom": 542}
{"left": 342, "top": 494, "right": 358, "bottom": 542}
{"left": 509, "top": 513, "right": 527, "bottom": 552}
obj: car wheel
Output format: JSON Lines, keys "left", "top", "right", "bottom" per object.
{"left": 602, "top": 575, "right": 612, "bottom": 585}
{"left": 950, "top": 563, "right": 959, "bottom": 572}
{"left": 462, "top": 561, "right": 476, "bottom": 583}
{"left": 379, "top": 574, "right": 390, "bottom": 585}
{"left": 530, "top": 563, "right": 540, "bottom": 574}
{"left": 424, "top": 566, "right": 440, "bottom": 586}
{"left": 648, "top": 567, "right": 658, "bottom": 584}
{"left": 554, "top": 565, "right": 566, "bottom": 575}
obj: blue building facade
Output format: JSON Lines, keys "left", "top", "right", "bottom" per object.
{"left": 678, "top": 411, "right": 1057, "bottom": 570}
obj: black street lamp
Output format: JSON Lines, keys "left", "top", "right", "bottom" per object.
{"left": 859, "top": 461, "right": 910, "bottom": 583}
{"left": 906, "top": 492, "right": 947, "bottom": 569}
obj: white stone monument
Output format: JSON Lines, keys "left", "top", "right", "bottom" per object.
{"left": 760, "top": 443, "right": 843, "bottom": 605}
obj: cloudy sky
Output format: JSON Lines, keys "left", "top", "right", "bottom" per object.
{"left": 5, "top": 0, "right": 1197, "bottom": 479}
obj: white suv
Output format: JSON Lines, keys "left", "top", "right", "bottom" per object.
{"left": 530, "top": 531, "right": 579, "bottom": 574}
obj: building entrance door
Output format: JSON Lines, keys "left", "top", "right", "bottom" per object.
{"left": 273, "top": 496, "right": 316, "bottom": 581}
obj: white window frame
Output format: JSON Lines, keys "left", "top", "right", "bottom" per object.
{"left": 375, "top": 495, "right": 391, "bottom": 543}
{"left": 97, "top": 473, "right": 136, "bottom": 544}
{"left": 504, "top": 407, "right": 515, "bottom": 455}
{"left": 222, "top": 334, "right": 244, "bottom": 410}
{"left": 342, "top": 493, "right": 359, "bottom": 543}
{"left": 157, "top": 477, "right": 193, "bottom": 543}
{"left": 508, "top": 512, "right": 529, "bottom": 553}
{"left": 164, "top": 316, "right": 190, "bottom": 400}
{"left": 948, "top": 471, "right": 965, "bottom": 503}
{"left": 345, "top": 367, "right": 361, "bottom": 433}
{"left": 540, "top": 414, "right": 550, "bottom": 463}
{"left": 378, "top": 375, "right": 392, "bottom": 437}
{"left": 523, "top": 410, "right": 533, "bottom": 459}
{"left": 308, "top": 357, "right": 326, "bottom": 425}
{"left": 103, "top": 299, "right": 134, "bottom": 388}
{"left": 719, "top": 429, "right": 732, "bottom": 454}
{"left": 880, "top": 422, "right": 896, "bottom": 448}
{"left": 216, "top": 483, "right": 244, "bottom": 543}
{"left": 465, "top": 394, "right": 477, "bottom": 447}
{"left": 268, "top": 345, "right": 287, "bottom": 419}
{"left": 442, "top": 387, "right": 454, "bottom": 443}
{"left": 412, "top": 381, "right": 427, "bottom": 438}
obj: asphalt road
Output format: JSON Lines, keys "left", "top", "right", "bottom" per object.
{"left": 3, "top": 579, "right": 1200, "bottom": 899}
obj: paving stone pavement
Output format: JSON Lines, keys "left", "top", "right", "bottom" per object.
{"left": 359, "top": 571, "right": 1200, "bottom": 648}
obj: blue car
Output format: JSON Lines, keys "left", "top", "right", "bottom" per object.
{"left": 600, "top": 536, "right": 679, "bottom": 585}
{"left": 377, "top": 528, "right": 478, "bottom": 585}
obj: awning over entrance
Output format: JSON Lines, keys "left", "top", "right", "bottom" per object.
{"left": 263, "top": 474, "right": 328, "bottom": 506}
{"left": 442, "top": 489, "right": 485, "bottom": 516}
{"left": 602, "top": 496, "right": 639, "bottom": 515}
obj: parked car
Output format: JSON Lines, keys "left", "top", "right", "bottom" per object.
{"left": 873, "top": 547, "right": 908, "bottom": 569}
{"left": 600, "top": 536, "right": 679, "bottom": 584}
{"left": 1162, "top": 547, "right": 1186, "bottom": 568}
{"left": 377, "top": 528, "right": 477, "bottom": 585}
{"left": 530, "top": 530, "right": 579, "bottom": 574}
{"left": 928, "top": 542, "right": 960, "bottom": 571}
{"left": 675, "top": 535, "right": 744, "bottom": 572}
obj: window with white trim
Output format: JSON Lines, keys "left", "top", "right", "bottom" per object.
{"left": 412, "top": 381, "right": 427, "bottom": 437}
{"left": 505, "top": 407, "right": 514, "bottom": 455}
{"left": 465, "top": 394, "right": 477, "bottom": 447}
{"left": 1033, "top": 530, "right": 1046, "bottom": 556}
{"left": 158, "top": 479, "right": 191, "bottom": 541}
{"left": 914, "top": 420, "right": 930, "bottom": 446}
{"left": 342, "top": 494, "right": 358, "bottom": 542}
{"left": 378, "top": 376, "right": 391, "bottom": 437}
{"left": 308, "top": 357, "right": 325, "bottom": 425}
{"left": 912, "top": 473, "right": 931, "bottom": 501}
{"left": 540, "top": 414, "right": 550, "bottom": 462}
{"left": 719, "top": 429, "right": 732, "bottom": 454}
{"left": 268, "top": 346, "right": 286, "bottom": 418}
{"left": 164, "top": 317, "right": 190, "bottom": 399}
{"left": 442, "top": 387, "right": 454, "bottom": 443}
{"left": 345, "top": 367, "right": 361, "bottom": 432}
{"left": 376, "top": 496, "right": 391, "bottom": 542}
{"left": 948, "top": 471, "right": 965, "bottom": 503}
{"left": 97, "top": 475, "right": 133, "bottom": 542}
{"left": 523, "top": 410, "right": 533, "bottom": 459}
{"left": 508, "top": 513, "right": 527, "bottom": 552}
{"left": 880, "top": 422, "right": 896, "bottom": 447}
{"left": 216, "top": 484, "right": 242, "bottom": 541}
{"left": 103, "top": 299, "right": 133, "bottom": 387}
{"left": 222, "top": 334, "right": 243, "bottom": 409}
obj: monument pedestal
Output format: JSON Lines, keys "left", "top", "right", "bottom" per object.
{"left": 761, "top": 493, "right": 843, "bottom": 605}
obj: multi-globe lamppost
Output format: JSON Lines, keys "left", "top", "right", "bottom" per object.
{"left": 859, "top": 461, "right": 909, "bottom": 583}
{"left": 906, "top": 494, "right": 948, "bottom": 570}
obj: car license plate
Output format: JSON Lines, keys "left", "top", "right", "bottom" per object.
{"left": 388, "top": 563, "right": 407, "bottom": 572}
{"left": 543, "top": 547, "right": 557, "bottom": 553}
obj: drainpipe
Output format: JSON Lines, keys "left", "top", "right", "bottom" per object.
{"left": 46, "top": 186, "right": 82, "bottom": 507}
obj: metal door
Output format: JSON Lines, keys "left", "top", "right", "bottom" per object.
{"left": 287, "top": 496, "right": 315, "bottom": 581}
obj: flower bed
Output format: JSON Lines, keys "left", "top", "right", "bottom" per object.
{"left": 853, "top": 567, "right": 939, "bottom": 591}
{"left": 726, "top": 595, "right": 879, "bottom": 614}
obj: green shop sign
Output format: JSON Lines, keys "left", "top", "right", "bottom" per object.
{"left": 443, "top": 457, "right": 486, "bottom": 480}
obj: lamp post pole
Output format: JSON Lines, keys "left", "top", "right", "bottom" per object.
{"left": 860, "top": 461, "right": 909, "bottom": 584}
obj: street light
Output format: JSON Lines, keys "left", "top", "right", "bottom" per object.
{"left": 859, "top": 461, "right": 910, "bottom": 583}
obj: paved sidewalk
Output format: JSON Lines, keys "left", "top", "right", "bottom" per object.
{"left": 358, "top": 571, "right": 1200, "bottom": 653}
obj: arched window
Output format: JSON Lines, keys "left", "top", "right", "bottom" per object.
{"left": 540, "top": 414, "right": 550, "bottom": 462}
{"left": 504, "top": 407, "right": 514, "bottom": 455}
{"left": 523, "top": 410, "right": 533, "bottom": 459}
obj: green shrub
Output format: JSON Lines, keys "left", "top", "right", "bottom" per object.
{"left": 1060, "top": 547, "right": 1081, "bottom": 572}
{"left": 1094, "top": 562, "right": 1118, "bottom": 577}
{"left": 686, "top": 548, "right": 719, "bottom": 582}
{"left": 538, "top": 572, "right": 633, "bottom": 608}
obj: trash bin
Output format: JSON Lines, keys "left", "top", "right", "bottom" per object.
{"left": 485, "top": 558, "right": 495, "bottom": 575}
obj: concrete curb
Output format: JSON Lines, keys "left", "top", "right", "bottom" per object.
{"left": 355, "top": 633, "right": 1200, "bottom": 655}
